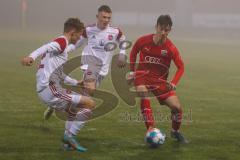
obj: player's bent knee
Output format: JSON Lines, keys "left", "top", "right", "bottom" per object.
{"left": 137, "top": 92, "right": 148, "bottom": 98}
{"left": 78, "top": 96, "right": 96, "bottom": 110}
{"left": 84, "top": 81, "right": 96, "bottom": 96}
{"left": 171, "top": 105, "right": 182, "bottom": 113}
{"left": 87, "top": 98, "right": 96, "bottom": 110}
{"left": 136, "top": 85, "right": 148, "bottom": 92}
{"left": 86, "top": 87, "right": 96, "bottom": 96}
{"left": 136, "top": 85, "right": 148, "bottom": 98}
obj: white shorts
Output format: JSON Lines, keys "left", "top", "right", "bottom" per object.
{"left": 37, "top": 82, "right": 81, "bottom": 110}
{"left": 82, "top": 69, "right": 105, "bottom": 87}
{"left": 81, "top": 55, "right": 105, "bottom": 87}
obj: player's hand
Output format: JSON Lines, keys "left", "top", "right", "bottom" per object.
{"left": 21, "top": 56, "right": 34, "bottom": 66}
{"left": 77, "top": 80, "right": 84, "bottom": 87}
{"left": 117, "top": 54, "right": 127, "bottom": 68}
{"left": 126, "top": 72, "right": 135, "bottom": 85}
{"left": 169, "top": 83, "right": 176, "bottom": 90}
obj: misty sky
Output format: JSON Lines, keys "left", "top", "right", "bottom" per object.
{"left": 0, "top": 0, "right": 239, "bottom": 31}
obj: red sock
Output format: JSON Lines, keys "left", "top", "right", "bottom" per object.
{"left": 141, "top": 98, "right": 154, "bottom": 129}
{"left": 171, "top": 111, "right": 183, "bottom": 132}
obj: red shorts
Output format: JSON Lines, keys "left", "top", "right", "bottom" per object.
{"left": 134, "top": 71, "right": 176, "bottom": 102}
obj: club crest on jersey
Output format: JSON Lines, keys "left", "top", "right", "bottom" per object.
{"left": 108, "top": 34, "right": 113, "bottom": 40}
{"left": 161, "top": 50, "right": 167, "bottom": 56}
{"left": 86, "top": 71, "right": 92, "bottom": 75}
{"left": 143, "top": 47, "right": 151, "bottom": 52}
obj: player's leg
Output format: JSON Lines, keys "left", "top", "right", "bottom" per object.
{"left": 43, "top": 107, "right": 54, "bottom": 120}
{"left": 163, "top": 96, "right": 182, "bottom": 131}
{"left": 38, "top": 84, "right": 95, "bottom": 151}
{"left": 67, "top": 72, "right": 104, "bottom": 137}
{"left": 44, "top": 83, "right": 94, "bottom": 151}
{"left": 37, "top": 86, "right": 56, "bottom": 120}
{"left": 63, "top": 69, "right": 102, "bottom": 151}
{"left": 82, "top": 69, "right": 104, "bottom": 96}
{"left": 151, "top": 86, "right": 188, "bottom": 144}
{"left": 135, "top": 85, "right": 155, "bottom": 130}
{"left": 83, "top": 79, "right": 96, "bottom": 96}
{"left": 62, "top": 108, "right": 76, "bottom": 151}
{"left": 44, "top": 71, "right": 103, "bottom": 120}
{"left": 43, "top": 93, "right": 94, "bottom": 121}
{"left": 65, "top": 73, "right": 102, "bottom": 145}
{"left": 43, "top": 80, "right": 95, "bottom": 120}
{"left": 163, "top": 95, "right": 189, "bottom": 144}
{"left": 63, "top": 95, "right": 95, "bottom": 152}
{"left": 81, "top": 54, "right": 104, "bottom": 96}
{"left": 68, "top": 95, "right": 95, "bottom": 136}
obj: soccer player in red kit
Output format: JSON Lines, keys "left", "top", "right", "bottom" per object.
{"left": 128, "top": 15, "right": 188, "bottom": 143}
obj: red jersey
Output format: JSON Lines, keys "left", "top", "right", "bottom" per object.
{"left": 130, "top": 34, "right": 184, "bottom": 85}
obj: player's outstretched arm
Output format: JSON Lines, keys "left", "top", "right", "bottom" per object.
{"left": 21, "top": 44, "right": 49, "bottom": 67}
{"left": 63, "top": 76, "right": 78, "bottom": 86}
{"left": 21, "top": 38, "right": 66, "bottom": 67}
{"left": 126, "top": 38, "right": 141, "bottom": 84}
{"left": 129, "top": 38, "right": 141, "bottom": 72}
{"left": 117, "top": 53, "right": 127, "bottom": 68}
{"left": 116, "top": 29, "right": 127, "bottom": 68}
{"left": 126, "top": 71, "right": 135, "bottom": 85}
{"left": 66, "top": 36, "right": 87, "bottom": 53}
{"left": 20, "top": 43, "right": 49, "bottom": 66}
{"left": 21, "top": 56, "right": 34, "bottom": 66}
{"left": 170, "top": 45, "right": 184, "bottom": 87}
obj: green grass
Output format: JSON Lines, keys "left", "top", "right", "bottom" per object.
{"left": 0, "top": 30, "right": 239, "bottom": 160}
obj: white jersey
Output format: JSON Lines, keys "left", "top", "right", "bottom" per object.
{"left": 79, "top": 23, "right": 126, "bottom": 75}
{"left": 29, "top": 35, "right": 77, "bottom": 92}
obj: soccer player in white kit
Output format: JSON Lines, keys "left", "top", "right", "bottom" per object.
{"left": 45, "top": 5, "right": 127, "bottom": 123}
{"left": 21, "top": 18, "right": 95, "bottom": 152}
{"left": 79, "top": 5, "right": 127, "bottom": 95}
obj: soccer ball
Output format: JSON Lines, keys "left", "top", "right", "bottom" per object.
{"left": 145, "top": 128, "right": 166, "bottom": 147}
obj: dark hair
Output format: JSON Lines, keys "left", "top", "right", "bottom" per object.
{"left": 98, "top": 5, "right": 112, "bottom": 13}
{"left": 157, "top": 15, "right": 173, "bottom": 27}
{"left": 64, "top": 18, "right": 84, "bottom": 33}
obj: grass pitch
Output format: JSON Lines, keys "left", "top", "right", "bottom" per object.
{"left": 0, "top": 30, "right": 239, "bottom": 160}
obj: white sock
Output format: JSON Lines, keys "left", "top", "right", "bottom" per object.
{"left": 64, "top": 121, "right": 73, "bottom": 136}
{"left": 69, "top": 108, "right": 92, "bottom": 136}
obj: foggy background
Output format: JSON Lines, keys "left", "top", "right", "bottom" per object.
{"left": 0, "top": 0, "right": 240, "bottom": 42}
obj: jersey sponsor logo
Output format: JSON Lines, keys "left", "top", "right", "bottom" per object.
{"left": 145, "top": 56, "right": 164, "bottom": 64}
{"left": 92, "top": 38, "right": 106, "bottom": 50}
{"left": 161, "top": 50, "right": 167, "bottom": 56}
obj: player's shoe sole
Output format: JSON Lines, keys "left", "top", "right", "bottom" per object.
{"left": 44, "top": 107, "right": 54, "bottom": 120}
{"left": 63, "top": 135, "right": 87, "bottom": 152}
{"left": 171, "top": 131, "right": 189, "bottom": 144}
